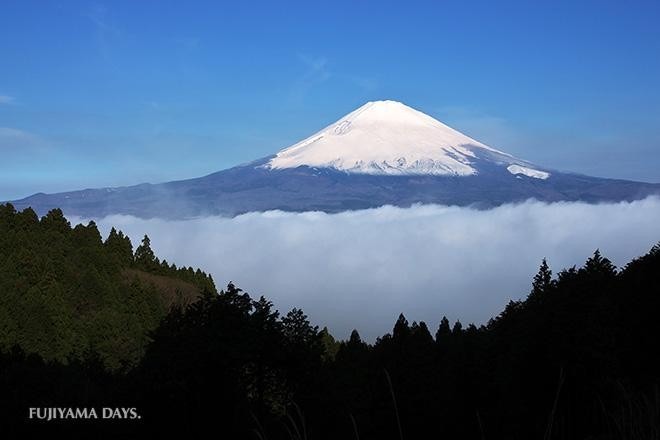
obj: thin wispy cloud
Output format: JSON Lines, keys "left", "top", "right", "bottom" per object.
{"left": 287, "top": 55, "right": 379, "bottom": 104}
{"left": 287, "top": 54, "right": 333, "bottom": 105}
{"left": 87, "top": 3, "right": 123, "bottom": 64}
{"left": 80, "top": 198, "right": 660, "bottom": 341}
{"left": 88, "top": 4, "right": 122, "bottom": 37}
{"left": 0, "top": 95, "right": 15, "bottom": 105}
{"left": 0, "top": 127, "right": 43, "bottom": 149}
{"left": 339, "top": 73, "right": 379, "bottom": 92}
{"left": 298, "top": 54, "right": 329, "bottom": 73}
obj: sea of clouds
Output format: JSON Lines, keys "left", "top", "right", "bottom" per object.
{"left": 73, "top": 197, "right": 660, "bottom": 340}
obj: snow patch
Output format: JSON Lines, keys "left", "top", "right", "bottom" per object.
{"left": 507, "top": 164, "right": 550, "bottom": 180}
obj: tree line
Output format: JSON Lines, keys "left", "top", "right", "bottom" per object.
{"left": 0, "top": 204, "right": 659, "bottom": 439}
{"left": 0, "top": 203, "right": 215, "bottom": 370}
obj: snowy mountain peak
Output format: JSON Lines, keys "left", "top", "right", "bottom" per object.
{"left": 266, "top": 100, "right": 536, "bottom": 177}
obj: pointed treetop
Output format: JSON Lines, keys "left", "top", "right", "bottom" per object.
{"left": 531, "top": 258, "right": 553, "bottom": 298}
{"left": 393, "top": 313, "right": 410, "bottom": 340}
{"left": 584, "top": 249, "right": 617, "bottom": 275}
{"left": 349, "top": 329, "right": 363, "bottom": 345}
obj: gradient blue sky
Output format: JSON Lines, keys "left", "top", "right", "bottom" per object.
{"left": 2, "top": 0, "right": 660, "bottom": 200}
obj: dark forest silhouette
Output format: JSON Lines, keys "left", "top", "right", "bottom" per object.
{"left": 0, "top": 204, "right": 659, "bottom": 439}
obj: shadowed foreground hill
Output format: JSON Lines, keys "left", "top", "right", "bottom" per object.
{"left": 0, "top": 203, "right": 659, "bottom": 439}
{"left": 0, "top": 203, "right": 215, "bottom": 370}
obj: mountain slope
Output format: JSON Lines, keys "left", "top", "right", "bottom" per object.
{"left": 268, "top": 100, "right": 511, "bottom": 176}
{"left": 9, "top": 100, "right": 660, "bottom": 219}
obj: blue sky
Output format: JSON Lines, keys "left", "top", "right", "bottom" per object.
{"left": 2, "top": 0, "right": 660, "bottom": 200}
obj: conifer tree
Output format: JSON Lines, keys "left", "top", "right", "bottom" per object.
{"left": 134, "top": 234, "right": 158, "bottom": 270}
{"left": 530, "top": 258, "right": 553, "bottom": 300}
{"left": 412, "top": 321, "right": 434, "bottom": 345}
{"left": 349, "top": 329, "right": 363, "bottom": 345}
{"left": 40, "top": 208, "right": 71, "bottom": 234}
{"left": 283, "top": 308, "right": 318, "bottom": 345}
{"left": 435, "top": 316, "right": 451, "bottom": 343}
{"left": 318, "top": 327, "right": 339, "bottom": 361}
{"left": 583, "top": 249, "right": 617, "bottom": 276}
{"left": 393, "top": 313, "right": 410, "bottom": 340}
{"left": 104, "top": 227, "right": 134, "bottom": 268}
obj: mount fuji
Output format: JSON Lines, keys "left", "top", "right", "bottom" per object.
{"left": 267, "top": 100, "right": 547, "bottom": 178}
{"left": 9, "top": 100, "right": 660, "bottom": 219}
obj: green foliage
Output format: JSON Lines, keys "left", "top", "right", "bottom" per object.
{"left": 133, "top": 234, "right": 216, "bottom": 293}
{"left": 134, "top": 234, "right": 158, "bottom": 270}
{"left": 318, "top": 326, "right": 340, "bottom": 361}
{"left": 0, "top": 204, "right": 215, "bottom": 369}
{"left": 104, "top": 227, "right": 134, "bottom": 270}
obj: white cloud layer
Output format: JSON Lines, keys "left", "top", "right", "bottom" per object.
{"left": 75, "top": 198, "right": 660, "bottom": 340}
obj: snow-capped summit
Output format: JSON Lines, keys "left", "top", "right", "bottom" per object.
{"left": 267, "top": 100, "right": 539, "bottom": 177}
{"left": 10, "top": 100, "right": 660, "bottom": 219}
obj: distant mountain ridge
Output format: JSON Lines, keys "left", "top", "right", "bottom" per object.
{"left": 9, "top": 100, "right": 660, "bottom": 219}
